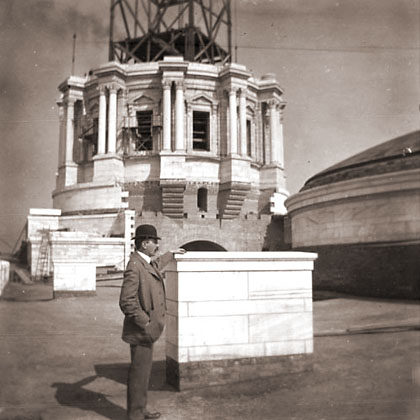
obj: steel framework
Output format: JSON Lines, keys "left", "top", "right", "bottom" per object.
{"left": 109, "top": 0, "right": 232, "bottom": 64}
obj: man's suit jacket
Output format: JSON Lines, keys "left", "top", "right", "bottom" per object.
{"left": 119, "top": 251, "right": 172, "bottom": 346}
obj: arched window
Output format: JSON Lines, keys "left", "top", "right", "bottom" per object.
{"left": 197, "top": 187, "right": 208, "bottom": 212}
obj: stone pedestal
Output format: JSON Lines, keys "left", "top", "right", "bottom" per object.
{"left": 93, "top": 153, "right": 124, "bottom": 182}
{"left": 164, "top": 251, "right": 317, "bottom": 390}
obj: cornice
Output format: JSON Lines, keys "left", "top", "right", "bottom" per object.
{"left": 285, "top": 168, "right": 420, "bottom": 214}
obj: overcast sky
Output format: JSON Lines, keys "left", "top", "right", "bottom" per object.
{"left": 0, "top": 0, "right": 419, "bottom": 253}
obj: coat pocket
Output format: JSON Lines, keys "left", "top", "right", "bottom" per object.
{"left": 145, "top": 310, "right": 164, "bottom": 343}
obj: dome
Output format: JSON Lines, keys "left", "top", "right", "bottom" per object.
{"left": 301, "top": 131, "right": 420, "bottom": 191}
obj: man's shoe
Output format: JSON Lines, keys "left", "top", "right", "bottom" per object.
{"left": 144, "top": 410, "right": 161, "bottom": 419}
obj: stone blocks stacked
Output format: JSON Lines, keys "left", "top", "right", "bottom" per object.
{"left": 164, "top": 251, "right": 317, "bottom": 390}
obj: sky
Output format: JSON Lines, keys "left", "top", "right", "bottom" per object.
{"left": 0, "top": 0, "right": 419, "bottom": 253}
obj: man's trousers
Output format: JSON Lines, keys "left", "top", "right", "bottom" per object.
{"left": 127, "top": 343, "right": 154, "bottom": 418}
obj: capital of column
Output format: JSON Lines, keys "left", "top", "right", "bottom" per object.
{"left": 228, "top": 87, "right": 238, "bottom": 96}
{"left": 239, "top": 87, "right": 247, "bottom": 98}
{"left": 267, "top": 99, "right": 278, "bottom": 109}
{"left": 175, "top": 80, "right": 185, "bottom": 90}
{"left": 162, "top": 80, "right": 172, "bottom": 90}
{"left": 105, "top": 83, "right": 120, "bottom": 94}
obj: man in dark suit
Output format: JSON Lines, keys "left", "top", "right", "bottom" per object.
{"left": 119, "top": 224, "right": 185, "bottom": 420}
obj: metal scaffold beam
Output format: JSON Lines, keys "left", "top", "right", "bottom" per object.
{"left": 109, "top": 0, "right": 232, "bottom": 64}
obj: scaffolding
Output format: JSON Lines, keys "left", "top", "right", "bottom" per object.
{"left": 109, "top": 0, "right": 232, "bottom": 64}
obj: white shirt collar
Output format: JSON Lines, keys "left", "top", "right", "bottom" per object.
{"left": 136, "top": 250, "right": 151, "bottom": 264}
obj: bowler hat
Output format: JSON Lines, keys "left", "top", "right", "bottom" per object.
{"left": 132, "top": 224, "right": 161, "bottom": 240}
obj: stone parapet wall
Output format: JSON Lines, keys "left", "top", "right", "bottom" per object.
{"left": 286, "top": 169, "right": 420, "bottom": 247}
{"left": 52, "top": 182, "right": 124, "bottom": 214}
{"left": 29, "top": 231, "right": 125, "bottom": 276}
{"left": 164, "top": 251, "right": 317, "bottom": 389}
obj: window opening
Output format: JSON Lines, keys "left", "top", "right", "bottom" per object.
{"left": 193, "top": 111, "right": 210, "bottom": 151}
{"left": 197, "top": 187, "right": 208, "bottom": 212}
{"left": 135, "top": 110, "right": 153, "bottom": 151}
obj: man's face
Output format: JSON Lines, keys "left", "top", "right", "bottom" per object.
{"left": 141, "top": 238, "right": 159, "bottom": 257}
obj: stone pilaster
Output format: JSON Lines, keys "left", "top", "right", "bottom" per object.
{"left": 162, "top": 80, "right": 172, "bottom": 151}
{"left": 228, "top": 88, "right": 238, "bottom": 155}
{"left": 98, "top": 86, "right": 107, "bottom": 155}
{"left": 107, "top": 85, "right": 118, "bottom": 153}
{"left": 268, "top": 100, "right": 278, "bottom": 164}
{"left": 239, "top": 88, "right": 247, "bottom": 156}
{"left": 175, "top": 80, "right": 185, "bottom": 152}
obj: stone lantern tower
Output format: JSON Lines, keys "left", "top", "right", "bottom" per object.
{"left": 28, "top": 0, "right": 289, "bottom": 276}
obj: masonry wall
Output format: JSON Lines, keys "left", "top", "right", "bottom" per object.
{"left": 295, "top": 243, "right": 420, "bottom": 299}
{"left": 135, "top": 212, "right": 272, "bottom": 252}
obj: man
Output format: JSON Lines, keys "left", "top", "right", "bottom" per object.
{"left": 119, "top": 224, "right": 185, "bottom": 420}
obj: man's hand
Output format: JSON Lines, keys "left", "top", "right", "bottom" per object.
{"left": 171, "top": 248, "right": 186, "bottom": 255}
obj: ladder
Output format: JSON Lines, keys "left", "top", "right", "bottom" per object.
{"left": 35, "top": 230, "right": 51, "bottom": 282}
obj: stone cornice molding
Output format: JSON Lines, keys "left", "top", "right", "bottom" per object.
{"left": 159, "top": 56, "right": 189, "bottom": 73}
{"left": 219, "top": 63, "right": 252, "bottom": 81}
{"left": 285, "top": 168, "right": 420, "bottom": 214}
{"left": 189, "top": 92, "right": 218, "bottom": 106}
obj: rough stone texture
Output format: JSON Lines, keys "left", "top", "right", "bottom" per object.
{"left": 135, "top": 212, "right": 272, "bottom": 252}
{"left": 166, "top": 354, "right": 313, "bottom": 391}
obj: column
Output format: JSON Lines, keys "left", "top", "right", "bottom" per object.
{"left": 162, "top": 80, "right": 172, "bottom": 151}
{"left": 98, "top": 87, "right": 107, "bottom": 154}
{"left": 186, "top": 103, "right": 193, "bottom": 152}
{"left": 57, "top": 101, "right": 65, "bottom": 167}
{"left": 228, "top": 88, "right": 238, "bottom": 155}
{"left": 107, "top": 86, "right": 117, "bottom": 153}
{"left": 175, "top": 81, "right": 185, "bottom": 151}
{"left": 239, "top": 89, "right": 247, "bottom": 156}
{"left": 211, "top": 104, "right": 218, "bottom": 155}
{"left": 65, "top": 99, "right": 75, "bottom": 163}
{"left": 277, "top": 105, "right": 285, "bottom": 167}
{"left": 269, "top": 100, "right": 278, "bottom": 164}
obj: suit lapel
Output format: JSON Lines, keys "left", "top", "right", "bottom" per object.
{"left": 134, "top": 252, "right": 163, "bottom": 281}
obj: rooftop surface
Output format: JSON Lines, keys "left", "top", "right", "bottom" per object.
{"left": 302, "top": 130, "right": 420, "bottom": 191}
{"left": 0, "top": 281, "right": 419, "bottom": 420}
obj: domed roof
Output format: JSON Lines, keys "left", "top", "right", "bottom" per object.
{"left": 301, "top": 131, "right": 420, "bottom": 191}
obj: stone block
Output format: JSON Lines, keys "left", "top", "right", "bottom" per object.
{"left": 187, "top": 298, "right": 306, "bottom": 317}
{"left": 188, "top": 342, "right": 265, "bottom": 362}
{"left": 174, "top": 315, "right": 249, "bottom": 348}
{"left": 177, "top": 271, "right": 248, "bottom": 302}
{"left": 165, "top": 252, "right": 316, "bottom": 389}
{"left": 248, "top": 270, "right": 312, "bottom": 299}
{"left": 53, "top": 261, "right": 96, "bottom": 296}
{"left": 249, "top": 312, "right": 313, "bottom": 343}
